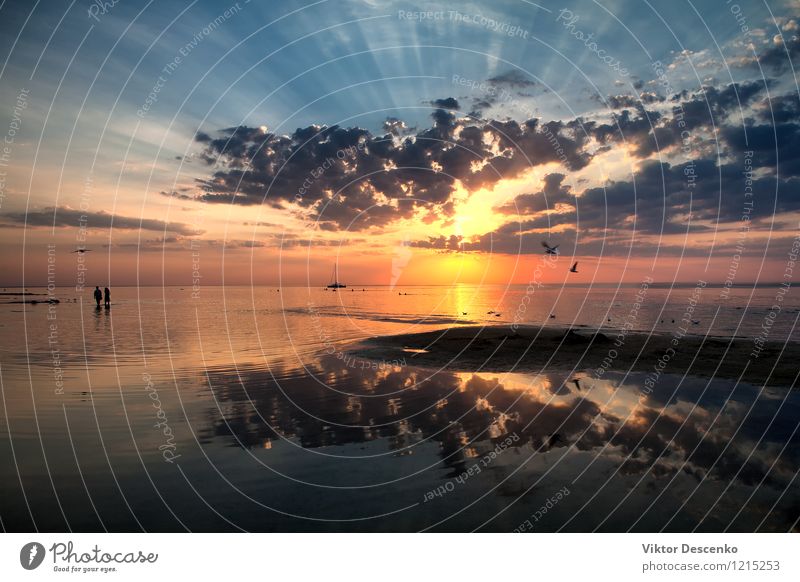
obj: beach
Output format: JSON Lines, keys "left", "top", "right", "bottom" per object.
{"left": 352, "top": 325, "right": 800, "bottom": 388}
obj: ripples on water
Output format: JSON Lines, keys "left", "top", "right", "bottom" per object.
{"left": 0, "top": 285, "right": 798, "bottom": 531}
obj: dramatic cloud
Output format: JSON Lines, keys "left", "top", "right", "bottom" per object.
{"left": 193, "top": 108, "right": 593, "bottom": 230}
{"left": 430, "top": 97, "right": 460, "bottom": 109}
{"left": 191, "top": 50, "right": 799, "bottom": 253}
{"left": 722, "top": 119, "right": 800, "bottom": 176}
{"left": 589, "top": 82, "right": 770, "bottom": 159}
{"left": 411, "top": 233, "right": 465, "bottom": 252}
{"left": 1, "top": 207, "right": 203, "bottom": 235}
{"left": 755, "top": 34, "right": 800, "bottom": 74}
{"left": 413, "top": 156, "right": 800, "bottom": 256}
{"left": 497, "top": 173, "right": 574, "bottom": 215}
{"left": 760, "top": 93, "right": 800, "bottom": 123}
{"left": 607, "top": 92, "right": 665, "bottom": 108}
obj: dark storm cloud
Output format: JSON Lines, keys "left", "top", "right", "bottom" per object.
{"left": 570, "top": 160, "right": 708, "bottom": 234}
{"left": 604, "top": 92, "right": 665, "bottom": 109}
{"left": 412, "top": 154, "right": 800, "bottom": 256}
{"left": 673, "top": 81, "right": 767, "bottom": 116}
{"left": 670, "top": 81, "right": 768, "bottom": 131}
{"left": 722, "top": 120, "right": 800, "bottom": 176}
{"left": 2, "top": 207, "right": 203, "bottom": 235}
{"left": 542, "top": 157, "right": 799, "bottom": 234}
{"left": 590, "top": 106, "right": 665, "bottom": 158}
{"left": 194, "top": 108, "right": 593, "bottom": 230}
{"left": 730, "top": 88, "right": 800, "bottom": 174}
{"left": 756, "top": 34, "right": 800, "bottom": 74}
{"left": 430, "top": 97, "right": 460, "bottom": 109}
{"left": 591, "top": 82, "right": 769, "bottom": 159}
{"left": 759, "top": 93, "right": 800, "bottom": 123}
{"left": 193, "top": 68, "right": 791, "bottom": 240}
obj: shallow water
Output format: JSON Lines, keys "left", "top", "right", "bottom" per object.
{"left": 0, "top": 285, "right": 798, "bottom": 531}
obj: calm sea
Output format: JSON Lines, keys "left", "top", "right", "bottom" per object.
{"left": 0, "top": 285, "right": 798, "bottom": 531}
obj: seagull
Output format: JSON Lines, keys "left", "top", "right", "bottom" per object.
{"left": 691, "top": 319, "right": 700, "bottom": 325}
{"left": 495, "top": 313, "right": 501, "bottom": 317}
{"left": 541, "top": 241, "right": 560, "bottom": 255}
{"left": 71, "top": 248, "right": 92, "bottom": 253}
{"left": 569, "top": 261, "right": 579, "bottom": 273}
{"left": 550, "top": 314, "right": 556, "bottom": 319}
{"left": 462, "top": 312, "right": 467, "bottom": 315}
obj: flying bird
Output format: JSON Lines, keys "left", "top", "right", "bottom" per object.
{"left": 71, "top": 248, "right": 92, "bottom": 253}
{"left": 541, "top": 241, "right": 559, "bottom": 255}
{"left": 569, "top": 261, "right": 579, "bottom": 273}
{"left": 571, "top": 378, "right": 582, "bottom": 391}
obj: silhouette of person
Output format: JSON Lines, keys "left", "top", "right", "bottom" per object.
{"left": 94, "top": 286, "right": 102, "bottom": 307}
{"left": 104, "top": 287, "right": 110, "bottom": 307}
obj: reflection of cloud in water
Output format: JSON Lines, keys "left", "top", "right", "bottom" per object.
{"left": 197, "top": 354, "right": 800, "bottom": 531}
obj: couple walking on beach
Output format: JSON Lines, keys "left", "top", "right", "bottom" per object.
{"left": 94, "top": 286, "right": 110, "bottom": 307}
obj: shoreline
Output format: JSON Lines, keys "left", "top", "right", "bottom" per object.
{"left": 350, "top": 325, "right": 800, "bottom": 388}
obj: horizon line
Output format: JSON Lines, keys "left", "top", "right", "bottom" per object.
{"left": 0, "top": 282, "right": 792, "bottom": 288}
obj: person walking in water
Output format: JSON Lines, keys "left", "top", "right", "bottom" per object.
{"left": 94, "top": 286, "right": 102, "bottom": 307}
{"left": 104, "top": 287, "right": 111, "bottom": 307}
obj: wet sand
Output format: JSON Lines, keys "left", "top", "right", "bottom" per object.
{"left": 352, "top": 325, "right": 800, "bottom": 388}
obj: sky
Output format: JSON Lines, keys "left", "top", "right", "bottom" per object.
{"left": 0, "top": 0, "right": 799, "bottom": 287}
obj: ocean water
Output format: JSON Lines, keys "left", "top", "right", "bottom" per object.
{"left": 0, "top": 284, "right": 798, "bottom": 532}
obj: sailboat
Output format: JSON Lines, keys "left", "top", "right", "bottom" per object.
{"left": 327, "top": 264, "right": 346, "bottom": 289}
